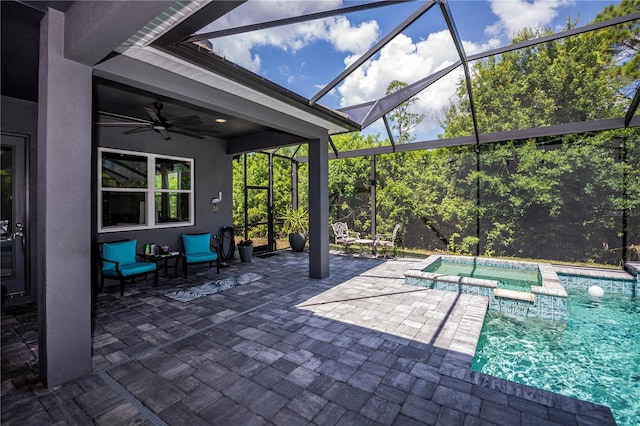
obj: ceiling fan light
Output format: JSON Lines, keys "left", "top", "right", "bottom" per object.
{"left": 215, "top": 118, "right": 227, "bottom": 123}
{"left": 152, "top": 125, "right": 165, "bottom": 130}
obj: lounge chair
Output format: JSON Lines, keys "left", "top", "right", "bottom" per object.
{"left": 331, "top": 222, "right": 359, "bottom": 252}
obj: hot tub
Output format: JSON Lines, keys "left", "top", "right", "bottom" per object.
{"left": 404, "top": 255, "right": 567, "bottom": 321}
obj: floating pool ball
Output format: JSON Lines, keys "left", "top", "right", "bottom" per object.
{"left": 588, "top": 285, "right": 604, "bottom": 297}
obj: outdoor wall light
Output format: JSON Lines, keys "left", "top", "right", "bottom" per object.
{"left": 210, "top": 191, "right": 222, "bottom": 213}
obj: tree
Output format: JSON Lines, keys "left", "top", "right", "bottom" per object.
{"left": 328, "top": 133, "right": 378, "bottom": 233}
{"left": 594, "top": 0, "right": 640, "bottom": 91}
{"left": 436, "top": 3, "right": 640, "bottom": 262}
{"left": 385, "top": 80, "right": 426, "bottom": 143}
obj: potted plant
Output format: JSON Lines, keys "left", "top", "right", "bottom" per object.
{"left": 281, "top": 207, "right": 309, "bottom": 252}
{"left": 237, "top": 239, "right": 253, "bottom": 262}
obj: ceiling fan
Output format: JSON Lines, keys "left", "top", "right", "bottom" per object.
{"left": 96, "top": 102, "right": 217, "bottom": 140}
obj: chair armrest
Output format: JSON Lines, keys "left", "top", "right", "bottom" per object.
{"left": 100, "top": 257, "right": 122, "bottom": 275}
{"left": 101, "top": 257, "right": 118, "bottom": 266}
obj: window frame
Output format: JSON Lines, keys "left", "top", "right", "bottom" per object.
{"left": 98, "top": 147, "right": 194, "bottom": 233}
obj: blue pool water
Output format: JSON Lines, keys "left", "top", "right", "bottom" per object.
{"left": 424, "top": 260, "right": 541, "bottom": 291}
{"left": 471, "top": 289, "right": 640, "bottom": 426}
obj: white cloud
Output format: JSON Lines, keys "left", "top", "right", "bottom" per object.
{"left": 338, "top": 30, "right": 499, "bottom": 107}
{"left": 336, "top": 31, "right": 499, "bottom": 138}
{"left": 212, "top": 36, "right": 263, "bottom": 72}
{"left": 201, "top": 1, "right": 379, "bottom": 73}
{"left": 328, "top": 16, "right": 379, "bottom": 54}
{"left": 486, "top": 0, "right": 574, "bottom": 38}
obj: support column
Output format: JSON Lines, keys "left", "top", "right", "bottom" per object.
{"left": 370, "top": 155, "right": 377, "bottom": 240}
{"left": 308, "top": 135, "right": 330, "bottom": 278}
{"left": 38, "top": 9, "right": 92, "bottom": 386}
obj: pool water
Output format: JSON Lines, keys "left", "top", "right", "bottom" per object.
{"left": 424, "top": 260, "right": 541, "bottom": 291}
{"left": 471, "top": 289, "right": 640, "bottom": 426}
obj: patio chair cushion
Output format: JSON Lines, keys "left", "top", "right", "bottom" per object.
{"left": 102, "top": 261, "right": 156, "bottom": 279}
{"left": 102, "top": 240, "right": 137, "bottom": 274}
{"left": 184, "top": 252, "right": 218, "bottom": 263}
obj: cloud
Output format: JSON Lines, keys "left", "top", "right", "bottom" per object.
{"left": 336, "top": 31, "right": 499, "bottom": 137}
{"left": 327, "top": 16, "right": 379, "bottom": 54}
{"left": 337, "top": 32, "right": 456, "bottom": 137}
{"left": 201, "top": 1, "right": 378, "bottom": 73}
{"left": 486, "top": 0, "right": 574, "bottom": 38}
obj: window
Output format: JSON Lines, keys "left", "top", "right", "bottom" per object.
{"left": 98, "top": 148, "right": 193, "bottom": 232}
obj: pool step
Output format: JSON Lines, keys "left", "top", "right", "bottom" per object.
{"left": 494, "top": 288, "right": 534, "bottom": 302}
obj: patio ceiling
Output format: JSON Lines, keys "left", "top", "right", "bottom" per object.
{"left": 94, "top": 79, "right": 273, "bottom": 141}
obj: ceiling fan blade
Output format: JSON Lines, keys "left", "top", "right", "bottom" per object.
{"left": 144, "top": 107, "right": 161, "bottom": 123}
{"left": 123, "top": 127, "right": 152, "bottom": 135}
{"left": 95, "top": 122, "right": 151, "bottom": 127}
{"left": 157, "top": 127, "right": 172, "bottom": 140}
{"left": 97, "top": 111, "right": 150, "bottom": 124}
{"left": 168, "top": 127, "right": 205, "bottom": 139}
{"left": 166, "top": 115, "right": 202, "bottom": 125}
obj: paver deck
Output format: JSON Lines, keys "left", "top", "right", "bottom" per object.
{"left": 1, "top": 251, "right": 616, "bottom": 425}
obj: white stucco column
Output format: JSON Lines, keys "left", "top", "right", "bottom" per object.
{"left": 37, "top": 8, "right": 92, "bottom": 386}
{"left": 308, "top": 135, "right": 330, "bottom": 278}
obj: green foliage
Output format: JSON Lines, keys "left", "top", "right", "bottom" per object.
{"left": 594, "top": 0, "right": 640, "bottom": 86}
{"left": 328, "top": 133, "right": 377, "bottom": 233}
{"left": 280, "top": 207, "right": 308, "bottom": 235}
{"left": 231, "top": 1, "right": 639, "bottom": 265}
{"left": 385, "top": 80, "right": 427, "bottom": 143}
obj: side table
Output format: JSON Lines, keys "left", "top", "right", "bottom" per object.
{"left": 143, "top": 252, "right": 180, "bottom": 278}
{"left": 354, "top": 238, "right": 376, "bottom": 255}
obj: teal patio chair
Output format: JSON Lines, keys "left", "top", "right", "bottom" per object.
{"left": 181, "top": 233, "right": 220, "bottom": 277}
{"left": 98, "top": 239, "right": 158, "bottom": 296}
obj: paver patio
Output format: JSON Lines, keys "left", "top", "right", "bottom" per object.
{"left": 1, "top": 251, "right": 615, "bottom": 425}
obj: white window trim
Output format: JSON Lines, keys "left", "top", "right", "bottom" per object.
{"left": 98, "top": 147, "right": 194, "bottom": 233}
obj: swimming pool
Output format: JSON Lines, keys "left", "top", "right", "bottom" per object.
{"left": 471, "top": 289, "right": 640, "bottom": 426}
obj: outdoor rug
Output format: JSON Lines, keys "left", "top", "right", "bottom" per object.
{"left": 165, "top": 272, "right": 264, "bottom": 302}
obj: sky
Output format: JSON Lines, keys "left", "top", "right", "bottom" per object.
{"left": 199, "top": 0, "right": 621, "bottom": 141}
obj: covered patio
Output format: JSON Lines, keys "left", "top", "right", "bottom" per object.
{"left": 2, "top": 252, "right": 615, "bottom": 425}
